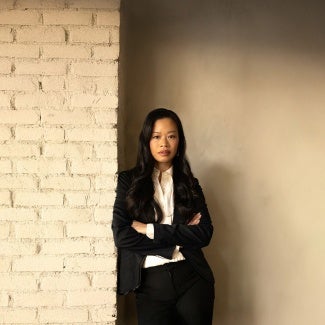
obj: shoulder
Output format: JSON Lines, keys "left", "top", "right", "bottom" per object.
{"left": 117, "top": 168, "right": 137, "bottom": 185}
{"left": 192, "top": 177, "right": 205, "bottom": 198}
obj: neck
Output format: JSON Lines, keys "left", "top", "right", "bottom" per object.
{"left": 155, "top": 163, "right": 172, "bottom": 172}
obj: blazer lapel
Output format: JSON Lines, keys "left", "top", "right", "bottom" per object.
{"left": 172, "top": 207, "right": 182, "bottom": 224}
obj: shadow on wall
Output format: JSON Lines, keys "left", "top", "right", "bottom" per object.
{"left": 201, "top": 164, "right": 255, "bottom": 324}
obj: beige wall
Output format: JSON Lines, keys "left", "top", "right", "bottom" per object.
{"left": 119, "top": 0, "right": 325, "bottom": 324}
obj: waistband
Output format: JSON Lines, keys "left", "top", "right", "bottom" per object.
{"left": 142, "top": 260, "right": 188, "bottom": 274}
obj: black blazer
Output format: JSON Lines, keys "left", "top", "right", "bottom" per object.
{"left": 112, "top": 169, "right": 215, "bottom": 295}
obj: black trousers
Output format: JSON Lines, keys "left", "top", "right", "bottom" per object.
{"left": 135, "top": 260, "right": 214, "bottom": 325}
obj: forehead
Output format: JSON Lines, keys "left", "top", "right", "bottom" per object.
{"left": 152, "top": 118, "right": 178, "bottom": 132}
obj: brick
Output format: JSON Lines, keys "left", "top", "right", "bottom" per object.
{"left": 97, "top": 11, "right": 120, "bottom": 26}
{"left": 15, "top": 126, "right": 43, "bottom": 141}
{"left": 0, "top": 58, "right": 12, "bottom": 74}
{"left": 41, "top": 208, "right": 91, "bottom": 221}
{"left": 83, "top": 191, "right": 115, "bottom": 207}
{"left": 0, "top": 1, "right": 14, "bottom": 10}
{"left": 0, "top": 224, "right": 10, "bottom": 239}
{"left": 66, "top": 128, "right": 116, "bottom": 142}
{"left": 71, "top": 160, "right": 115, "bottom": 175}
{"left": 13, "top": 292, "right": 64, "bottom": 307}
{"left": 93, "top": 44, "right": 119, "bottom": 60}
{"left": 66, "top": 223, "right": 108, "bottom": 238}
{"left": 0, "top": 175, "right": 37, "bottom": 189}
{"left": 0, "top": 208, "right": 37, "bottom": 221}
{"left": 88, "top": 191, "right": 115, "bottom": 207}
{"left": 65, "top": 192, "right": 87, "bottom": 206}
{"left": 0, "top": 159, "right": 11, "bottom": 173}
{"left": 15, "top": 92, "right": 65, "bottom": 108}
{"left": 43, "top": 11, "right": 92, "bottom": 25}
{"left": 90, "top": 306, "right": 116, "bottom": 322}
{"left": 71, "top": 93, "right": 118, "bottom": 108}
{"left": 94, "top": 143, "right": 117, "bottom": 159}
{"left": 95, "top": 175, "right": 116, "bottom": 190}
{"left": 94, "top": 239, "right": 115, "bottom": 255}
{"left": 14, "top": 223, "right": 64, "bottom": 239}
{"left": 41, "top": 176, "right": 90, "bottom": 190}
{"left": 16, "top": 125, "right": 48, "bottom": 141}
{"left": 12, "top": 256, "right": 63, "bottom": 271}
{"left": 94, "top": 207, "right": 113, "bottom": 223}
{"left": 15, "top": 127, "right": 65, "bottom": 142}
{"left": 0, "top": 93, "right": 11, "bottom": 107}
{"left": 0, "top": 10, "right": 40, "bottom": 25}
{"left": 43, "top": 44, "right": 91, "bottom": 59}
{"left": 14, "top": 192, "right": 63, "bottom": 207}
{"left": 41, "top": 109, "right": 93, "bottom": 125}
{"left": 0, "top": 257, "right": 11, "bottom": 271}
{"left": 92, "top": 272, "right": 115, "bottom": 288}
{"left": 41, "top": 273, "right": 90, "bottom": 290}
{"left": 0, "top": 76, "right": 37, "bottom": 91}
{"left": 15, "top": 60, "right": 67, "bottom": 76}
{"left": 94, "top": 109, "right": 117, "bottom": 125}
{"left": 41, "top": 239, "right": 91, "bottom": 254}
{"left": 71, "top": 61, "right": 118, "bottom": 77}
{"left": 0, "top": 240, "right": 36, "bottom": 255}
{"left": 0, "top": 44, "right": 39, "bottom": 58}
{"left": 65, "top": 256, "right": 114, "bottom": 271}
{"left": 0, "top": 27, "right": 13, "bottom": 42}
{"left": 0, "top": 274, "right": 37, "bottom": 290}
{"left": 0, "top": 110, "right": 40, "bottom": 124}
{"left": 111, "top": 28, "right": 119, "bottom": 43}
{"left": 44, "top": 127, "right": 65, "bottom": 141}
{"left": 40, "top": 76, "right": 65, "bottom": 91}
{"left": 16, "top": 26, "right": 65, "bottom": 42}
{"left": 0, "top": 293, "right": 8, "bottom": 307}
{"left": 0, "top": 125, "right": 11, "bottom": 141}
{"left": 16, "top": 158, "right": 66, "bottom": 174}
{"left": 0, "top": 191, "right": 11, "bottom": 206}
{"left": 66, "top": 76, "right": 117, "bottom": 93}
{"left": 43, "top": 143, "right": 93, "bottom": 159}
{"left": 69, "top": 0, "right": 120, "bottom": 9}
{"left": 67, "top": 290, "right": 111, "bottom": 306}
{"left": 16, "top": 0, "right": 66, "bottom": 8}
{"left": 100, "top": 161, "right": 116, "bottom": 174}
{"left": 0, "top": 144, "right": 40, "bottom": 157}
{"left": 39, "top": 308, "right": 88, "bottom": 323}
{"left": 70, "top": 27, "right": 110, "bottom": 44}
{"left": 0, "top": 309, "right": 37, "bottom": 323}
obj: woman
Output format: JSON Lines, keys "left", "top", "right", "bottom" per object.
{"left": 112, "top": 108, "right": 215, "bottom": 324}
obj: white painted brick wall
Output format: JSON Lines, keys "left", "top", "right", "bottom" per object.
{"left": 0, "top": 0, "right": 119, "bottom": 323}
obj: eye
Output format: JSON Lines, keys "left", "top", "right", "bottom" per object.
{"left": 168, "top": 135, "right": 177, "bottom": 139}
{"left": 152, "top": 135, "right": 160, "bottom": 139}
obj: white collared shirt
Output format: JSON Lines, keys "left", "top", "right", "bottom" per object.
{"left": 143, "top": 166, "right": 185, "bottom": 268}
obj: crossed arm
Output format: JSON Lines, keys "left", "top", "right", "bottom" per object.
{"left": 112, "top": 171, "right": 213, "bottom": 258}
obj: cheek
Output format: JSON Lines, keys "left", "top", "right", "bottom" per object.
{"left": 174, "top": 140, "right": 180, "bottom": 151}
{"left": 149, "top": 141, "right": 155, "bottom": 155}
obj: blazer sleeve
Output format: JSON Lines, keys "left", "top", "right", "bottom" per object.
{"left": 152, "top": 178, "right": 213, "bottom": 249}
{"left": 112, "top": 171, "right": 175, "bottom": 259}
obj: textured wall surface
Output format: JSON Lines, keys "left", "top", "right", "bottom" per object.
{"left": 0, "top": 0, "right": 119, "bottom": 323}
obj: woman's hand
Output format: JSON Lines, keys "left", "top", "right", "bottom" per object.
{"left": 132, "top": 212, "right": 201, "bottom": 235}
{"left": 131, "top": 220, "right": 147, "bottom": 235}
{"left": 188, "top": 212, "right": 201, "bottom": 225}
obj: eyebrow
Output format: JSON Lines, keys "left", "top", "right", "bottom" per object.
{"left": 152, "top": 130, "right": 177, "bottom": 134}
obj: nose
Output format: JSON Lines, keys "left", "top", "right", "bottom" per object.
{"left": 160, "top": 136, "right": 168, "bottom": 147}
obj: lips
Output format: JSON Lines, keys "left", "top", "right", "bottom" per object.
{"left": 158, "top": 150, "right": 170, "bottom": 156}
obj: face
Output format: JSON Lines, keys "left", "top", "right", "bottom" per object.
{"left": 149, "top": 118, "right": 179, "bottom": 171}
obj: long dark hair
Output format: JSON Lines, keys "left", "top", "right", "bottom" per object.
{"left": 126, "top": 108, "right": 196, "bottom": 223}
